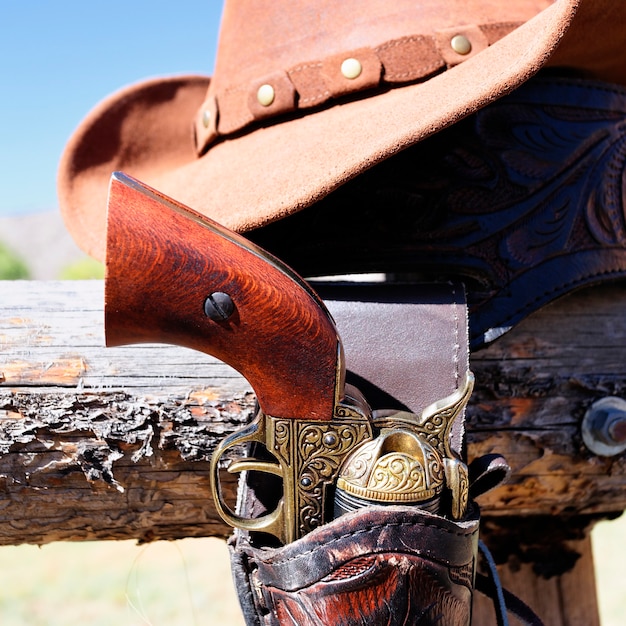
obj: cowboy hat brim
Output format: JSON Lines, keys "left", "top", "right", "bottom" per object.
{"left": 59, "top": 1, "right": 582, "bottom": 260}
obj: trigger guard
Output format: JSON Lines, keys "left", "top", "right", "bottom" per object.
{"left": 210, "top": 414, "right": 288, "bottom": 543}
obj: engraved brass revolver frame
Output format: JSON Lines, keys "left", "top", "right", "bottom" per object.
{"left": 104, "top": 172, "right": 474, "bottom": 546}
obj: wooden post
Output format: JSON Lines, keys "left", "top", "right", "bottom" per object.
{"left": 2, "top": 279, "right": 625, "bottom": 623}
{"left": 472, "top": 533, "right": 600, "bottom": 625}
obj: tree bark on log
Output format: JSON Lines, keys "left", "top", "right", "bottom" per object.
{"left": 1, "top": 280, "right": 625, "bottom": 547}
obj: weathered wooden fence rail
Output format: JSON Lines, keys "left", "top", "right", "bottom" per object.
{"left": 0, "top": 280, "right": 248, "bottom": 544}
{"left": 1, "top": 279, "right": 624, "bottom": 624}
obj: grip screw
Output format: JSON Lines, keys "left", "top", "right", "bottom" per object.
{"left": 204, "top": 292, "right": 235, "bottom": 322}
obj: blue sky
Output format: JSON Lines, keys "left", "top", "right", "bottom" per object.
{"left": 0, "top": 1, "right": 222, "bottom": 216}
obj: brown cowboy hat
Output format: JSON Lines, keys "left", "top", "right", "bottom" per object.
{"left": 58, "top": 0, "right": 626, "bottom": 260}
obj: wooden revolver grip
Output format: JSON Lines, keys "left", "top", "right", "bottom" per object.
{"left": 105, "top": 172, "right": 342, "bottom": 420}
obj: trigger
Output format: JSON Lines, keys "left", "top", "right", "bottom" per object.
{"left": 228, "top": 458, "right": 283, "bottom": 477}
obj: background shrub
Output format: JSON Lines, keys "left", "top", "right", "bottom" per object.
{"left": 0, "top": 241, "right": 30, "bottom": 279}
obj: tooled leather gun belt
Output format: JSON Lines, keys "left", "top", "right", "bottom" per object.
{"left": 249, "top": 75, "right": 626, "bottom": 350}
{"left": 104, "top": 174, "right": 544, "bottom": 625}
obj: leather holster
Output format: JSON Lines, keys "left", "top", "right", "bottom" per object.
{"left": 228, "top": 285, "right": 483, "bottom": 626}
{"left": 230, "top": 504, "right": 479, "bottom": 626}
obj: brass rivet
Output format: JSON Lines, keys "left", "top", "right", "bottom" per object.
{"left": 202, "top": 110, "right": 211, "bottom": 128}
{"left": 256, "top": 84, "right": 275, "bottom": 107}
{"left": 450, "top": 35, "right": 472, "bottom": 55}
{"left": 341, "top": 57, "right": 363, "bottom": 80}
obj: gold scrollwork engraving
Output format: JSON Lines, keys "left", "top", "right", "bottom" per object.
{"left": 295, "top": 421, "right": 372, "bottom": 535}
{"left": 336, "top": 430, "right": 445, "bottom": 504}
{"left": 272, "top": 419, "right": 292, "bottom": 462}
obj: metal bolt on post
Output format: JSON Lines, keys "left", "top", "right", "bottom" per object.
{"left": 582, "top": 396, "right": 626, "bottom": 457}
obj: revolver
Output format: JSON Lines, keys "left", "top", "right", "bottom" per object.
{"left": 105, "top": 172, "right": 473, "bottom": 545}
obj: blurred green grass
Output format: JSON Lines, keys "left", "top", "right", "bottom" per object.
{"left": 57, "top": 257, "right": 105, "bottom": 280}
{"left": 0, "top": 538, "right": 244, "bottom": 625}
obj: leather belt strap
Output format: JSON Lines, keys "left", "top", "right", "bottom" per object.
{"left": 321, "top": 281, "right": 469, "bottom": 455}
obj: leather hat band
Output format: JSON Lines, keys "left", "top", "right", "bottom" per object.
{"left": 194, "top": 21, "right": 520, "bottom": 154}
